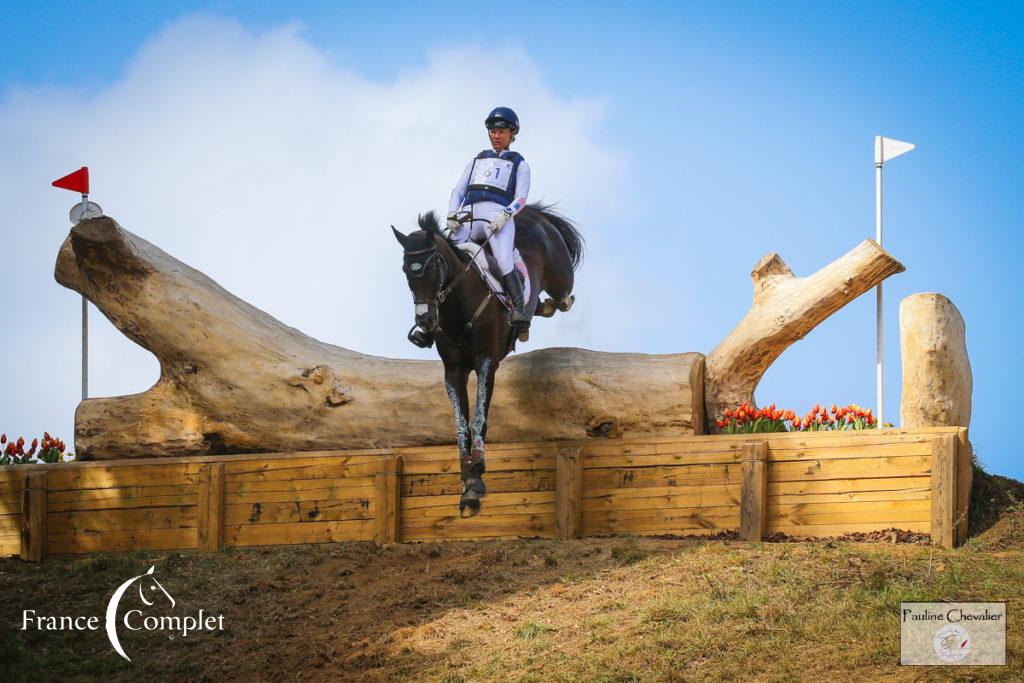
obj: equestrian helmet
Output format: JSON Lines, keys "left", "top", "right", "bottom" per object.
{"left": 485, "top": 107, "right": 519, "bottom": 134}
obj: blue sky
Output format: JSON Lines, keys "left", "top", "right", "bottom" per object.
{"left": 1, "top": 1, "right": 1021, "bottom": 479}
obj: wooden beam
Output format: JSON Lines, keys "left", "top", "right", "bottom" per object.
{"left": 20, "top": 471, "right": 47, "bottom": 562}
{"left": 555, "top": 447, "right": 583, "bottom": 540}
{"left": 955, "top": 427, "right": 972, "bottom": 546}
{"left": 930, "top": 435, "right": 956, "bottom": 548}
{"left": 374, "top": 454, "right": 402, "bottom": 543}
{"left": 740, "top": 442, "right": 768, "bottom": 542}
{"left": 197, "top": 462, "right": 225, "bottom": 551}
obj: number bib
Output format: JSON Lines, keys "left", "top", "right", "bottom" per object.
{"left": 468, "top": 157, "right": 515, "bottom": 193}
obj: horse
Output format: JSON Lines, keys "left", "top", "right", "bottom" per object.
{"left": 392, "top": 203, "right": 584, "bottom": 514}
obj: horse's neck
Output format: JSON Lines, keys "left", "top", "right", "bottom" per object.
{"left": 435, "top": 235, "right": 484, "bottom": 310}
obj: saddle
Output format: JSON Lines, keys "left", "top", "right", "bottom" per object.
{"left": 454, "top": 242, "right": 531, "bottom": 308}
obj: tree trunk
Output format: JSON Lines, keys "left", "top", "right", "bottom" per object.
{"left": 704, "top": 240, "right": 905, "bottom": 424}
{"left": 56, "top": 217, "right": 705, "bottom": 460}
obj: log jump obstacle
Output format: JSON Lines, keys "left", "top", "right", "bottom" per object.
{"left": 2, "top": 427, "right": 971, "bottom": 562}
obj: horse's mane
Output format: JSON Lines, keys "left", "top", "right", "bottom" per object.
{"left": 418, "top": 211, "right": 443, "bottom": 235}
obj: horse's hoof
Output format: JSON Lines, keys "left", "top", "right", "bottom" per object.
{"left": 464, "top": 476, "right": 486, "bottom": 496}
{"left": 557, "top": 295, "right": 575, "bottom": 312}
{"left": 535, "top": 298, "right": 558, "bottom": 318}
{"left": 517, "top": 325, "right": 530, "bottom": 342}
{"left": 459, "top": 499, "right": 481, "bottom": 517}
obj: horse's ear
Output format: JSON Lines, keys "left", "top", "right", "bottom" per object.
{"left": 391, "top": 225, "right": 408, "bottom": 248}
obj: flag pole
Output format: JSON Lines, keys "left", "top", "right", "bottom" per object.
{"left": 872, "top": 136, "right": 914, "bottom": 429}
{"left": 81, "top": 191, "right": 89, "bottom": 401}
{"left": 51, "top": 167, "right": 95, "bottom": 402}
{"left": 875, "top": 153, "right": 884, "bottom": 427}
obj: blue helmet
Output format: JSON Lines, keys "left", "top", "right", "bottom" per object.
{"left": 485, "top": 107, "right": 519, "bottom": 134}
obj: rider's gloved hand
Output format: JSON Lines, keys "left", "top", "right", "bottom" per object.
{"left": 489, "top": 207, "right": 514, "bottom": 233}
{"left": 446, "top": 212, "right": 460, "bottom": 232}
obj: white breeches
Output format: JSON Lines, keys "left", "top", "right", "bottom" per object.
{"left": 450, "top": 201, "right": 516, "bottom": 275}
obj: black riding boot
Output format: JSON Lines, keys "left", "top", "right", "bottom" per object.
{"left": 502, "top": 271, "right": 530, "bottom": 339}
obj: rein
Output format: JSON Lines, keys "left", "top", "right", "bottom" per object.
{"left": 405, "top": 234, "right": 497, "bottom": 344}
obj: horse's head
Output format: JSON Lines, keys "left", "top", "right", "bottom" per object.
{"left": 392, "top": 212, "right": 448, "bottom": 332}
{"left": 137, "top": 565, "right": 175, "bottom": 609}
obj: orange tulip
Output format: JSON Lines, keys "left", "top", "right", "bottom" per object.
{"left": 724, "top": 409, "right": 732, "bottom": 418}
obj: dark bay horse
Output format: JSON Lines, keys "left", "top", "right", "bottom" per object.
{"left": 392, "top": 203, "right": 584, "bottom": 514}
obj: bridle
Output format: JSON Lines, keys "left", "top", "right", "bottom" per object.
{"left": 401, "top": 215, "right": 507, "bottom": 343}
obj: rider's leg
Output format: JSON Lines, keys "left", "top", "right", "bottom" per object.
{"left": 493, "top": 219, "right": 530, "bottom": 331}
{"left": 450, "top": 219, "right": 471, "bottom": 244}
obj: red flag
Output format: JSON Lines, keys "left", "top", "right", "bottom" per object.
{"left": 52, "top": 167, "right": 89, "bottom": 194}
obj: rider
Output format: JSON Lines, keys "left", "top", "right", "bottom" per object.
{"left": 447, "top": 107, "right": 531, "bottom": 334}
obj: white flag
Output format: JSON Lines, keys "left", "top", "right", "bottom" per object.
{"left": 875, "top": 136, "right": 915, "bottom": 164}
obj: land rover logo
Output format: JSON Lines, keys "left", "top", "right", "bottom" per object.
{"left": 410, "top": 263, "right": 422, "bottom": 271}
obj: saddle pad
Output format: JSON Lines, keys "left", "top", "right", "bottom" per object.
{"left": 455, "top": 242, "right": 531, "bottom": 307}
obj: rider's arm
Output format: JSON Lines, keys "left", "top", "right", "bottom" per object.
{"left": 505, "top": 159, "right": 531, "bottom": 216}
{"left": 448, "top": 160, "right": 473, "bottom": 214}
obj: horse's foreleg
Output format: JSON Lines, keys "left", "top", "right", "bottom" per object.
{"left": 447, "top": 366, "right": 484, "bottom": 515}
{"left": 444, "top": 367, "right": 471, "bottom": 469}
{"left": 469, "top": 357, "right": 495, "bottom": 475}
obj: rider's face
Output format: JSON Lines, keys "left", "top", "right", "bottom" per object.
{"left": 488, "top": 126, "right": 512, "bottom": 151}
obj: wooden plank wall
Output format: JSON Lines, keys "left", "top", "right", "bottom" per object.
{"left": 398, "top": 442, "right": 559, "bottom": 542}
{"left": 0, "top": 427, "right": 970, "bottom": 559}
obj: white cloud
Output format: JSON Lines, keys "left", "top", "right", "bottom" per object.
{"left": 0, "top": 13, "right": 671, "bottom": 448}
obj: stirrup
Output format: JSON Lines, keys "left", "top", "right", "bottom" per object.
{"left": 407, "top": 324, "right": 434, "bottom": 348}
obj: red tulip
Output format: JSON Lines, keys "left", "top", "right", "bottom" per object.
{"left": 0, "top": 434, "right": 5, "bottom": 444}
{"left": 724, "top": 409, "right": 732, "bottom": 418}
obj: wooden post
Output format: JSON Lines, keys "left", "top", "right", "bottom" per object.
{"left": 555, "top": 447, "right": 583, "bottom": 540}
{"left": 20, "top": 471, "right": 47, "bottom": 562}
{"left": 374, "top": 454, "right": 402, "bottom": 543}
{"left": 930, "top": 435, "right": 957, "bottom": 548}
{"left": 740, "top": 442, "right": 768, "bottom": 542}
{"left": 197, "top": 462, "right": 225, "bottom": 551}
{"left": 954, "top": 428, "right": 972, "bottom": 546}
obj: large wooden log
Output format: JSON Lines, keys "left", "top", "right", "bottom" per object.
{"left": 704, "top": 240, "right": 905, "bottom": 424}
{"left": 55, "top": 217, "right": 705, "bottom": 459}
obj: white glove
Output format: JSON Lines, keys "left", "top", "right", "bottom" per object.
{"left": 446, "top": 213, "right": 460, "bottom": 232}
{"left": 489, "top": 208, "right": 513, "bottom": 233}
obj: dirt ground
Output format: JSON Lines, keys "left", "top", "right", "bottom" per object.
{"left": 1, "top": 467, "right": 1021, "bottom": 682}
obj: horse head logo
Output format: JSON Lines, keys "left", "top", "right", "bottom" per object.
{"left": 105, "top": 566, "right": 175, "bottom": 662}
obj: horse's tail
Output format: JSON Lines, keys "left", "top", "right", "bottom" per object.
{"left": 531, "top": 203, "right": 584, "bottom": 270}
{"left": 418, "top": 210, "right": 443, "bottom": 235}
